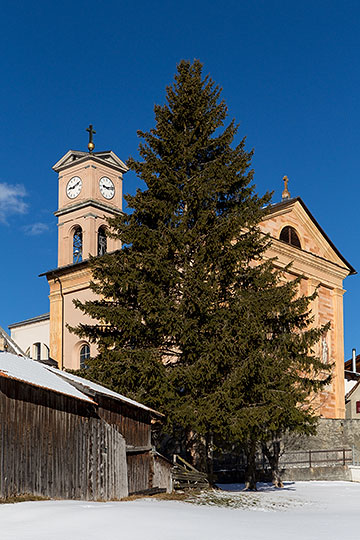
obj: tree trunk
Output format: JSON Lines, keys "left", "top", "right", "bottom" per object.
{"left": 205, "top": 431, "right": 214, "bottom": 483}
{"left": 262, "top": 440, "right": 283, "bottom": 488}
{"left": 185, "top": 429, "right": 207, "bottom": 471}
{"left": 244, "top": 439, "right": 257, "bottom": 490}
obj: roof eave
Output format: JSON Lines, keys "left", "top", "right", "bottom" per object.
{"left": 0, "top": 370, "right": 96, "bottom": 405}
{"left": 264, "top": 197, "right": 356, "bottom": 276}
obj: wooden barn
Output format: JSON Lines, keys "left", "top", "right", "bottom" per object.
{"left": 0, "top": 351, "right": 171, "bottom": 500}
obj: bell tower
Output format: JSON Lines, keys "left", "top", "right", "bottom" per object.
{"left": 43, "top": 127, "right": 128, "bottom": 370}
{"left": 53, "top": 126, "right": 128, "bottom": 266}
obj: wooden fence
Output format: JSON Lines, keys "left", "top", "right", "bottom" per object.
{"left": 172, "top": 455, "right": 209, "bottom": 490}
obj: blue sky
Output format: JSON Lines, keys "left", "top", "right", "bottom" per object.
{"left": 0, "top": 0, "right": 359, "bottom": 359}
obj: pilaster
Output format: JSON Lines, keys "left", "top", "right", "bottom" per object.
{"left": 332, "top": 287, "right": 346, "bottom": 419}
{"left": 48, "top": 279, "right": 63, "bottom": 369}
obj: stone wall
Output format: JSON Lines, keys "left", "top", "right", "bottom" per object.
{"left": 215, "top": 419, "right": 360, "bottom": 483}
{"left": 283, "top": 418, "right": 360, "bottom": 453}
{"left": 283, "top": 466, "right": 351, "bottom": 482}
{"left": 278, "top": 418, "right": 360, "bottom": 482}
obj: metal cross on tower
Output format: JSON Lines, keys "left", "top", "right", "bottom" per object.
{"left": 282, "top": 175, "right": 291, "bottom": 200}
{"left": 86, "top": 124, "right": 96, "bottom": 153}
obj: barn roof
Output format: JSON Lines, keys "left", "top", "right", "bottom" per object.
{"left": 48, "top": 367, "right": 164, "bottom": 417}
{"left": 0, "top": 352, "right": 163, "bottom": 416}
{"left": 0, "top": 352, "right": 95, "bottom": 404}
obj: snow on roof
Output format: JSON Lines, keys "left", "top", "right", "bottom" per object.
{"left": 0, "top": 351, "right": 162, "bottom": 415}
{"left": 0, "top": 352, "right": 95, "bottom": 404}
{"left": 345, "top": 378, "right": 359, "bottom": 399}
{"left": 47, "top": 366, "right": 163, "bottom": 416}
{"left": 0, "top": 325, "right": 25, "bottom": 356}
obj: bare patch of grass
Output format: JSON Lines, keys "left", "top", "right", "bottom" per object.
{"left": 185, "top": 488, "right": 306, "bottom": 511}
{"left": 0, "top": 494, "right": 49, "bottom": 504}
{"left": 121, "top": 491, "right": 189, "bottom": 502}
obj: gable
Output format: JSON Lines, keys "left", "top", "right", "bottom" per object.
{"left": 260, "top": 198, "right": 355, "bottom": 275}
{"left": 53, "top": 150, "right": 128, "bottom": 174}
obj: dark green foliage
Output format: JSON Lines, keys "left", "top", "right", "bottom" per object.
{"left": 71, "top": 60, "right": 331, "bottom": 477}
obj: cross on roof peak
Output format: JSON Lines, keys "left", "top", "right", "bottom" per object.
{"left": 86, "top": 124, "right": 96, "bottom": 153}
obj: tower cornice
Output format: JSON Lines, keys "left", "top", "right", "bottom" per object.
{"left": 54, "top": 198, "right": 124, "bottom": 218}
{"left": 52, "top": 150, "right": 128, "bottom": 174}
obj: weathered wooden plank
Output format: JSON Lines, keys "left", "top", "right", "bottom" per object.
{"left": 0, "top": 377, "right": 146, "bottom": 501}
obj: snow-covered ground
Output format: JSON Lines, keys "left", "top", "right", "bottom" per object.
{"left": 1, "top": 482, "right": 359, "bottom": 540}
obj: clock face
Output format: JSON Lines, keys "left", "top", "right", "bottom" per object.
{"left": 99, "top": 177, "right": 115, "bottom": 199}
{"left": 66, "top": 176, "right": 82, "bottom": 199}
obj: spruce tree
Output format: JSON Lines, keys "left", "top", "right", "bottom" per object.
{"left": 218, "top": 271, "right": 331, "bottom": 488}
{"left": 72, "top": 60, "right": 331, "bottom": 483}
{"left": 72, "top": 59, "right": 269, "bottom": 408}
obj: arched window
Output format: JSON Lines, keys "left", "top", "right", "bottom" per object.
{"left": 33, "top": 342, "right": 41, "bottom": 361}
{"left": 98, "top": 226, "right": 107, "bottom": 256}
{"left": 279, "top": 226, "right": 301, "bottom": 249}
{"left": 73, "top": 226, "right": 83, "bottom": 263}
{"left": 80, "top": 344, "right": 90, "bottom": 369}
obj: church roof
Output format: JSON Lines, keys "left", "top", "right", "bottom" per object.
{"left": 52, "top": 150, "right": 128, "bottom": 174}
{"left": 8, "top": 312, "right": 50, "bottom": 329}
{"left": 264, "top": 197, "right": 356, "bottom": 276}
{"left": 39, "top": 258, "right": 89, "bottom": 279}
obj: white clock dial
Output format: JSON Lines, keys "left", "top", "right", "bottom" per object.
{"left": 66, "top": 176, "right": 82, "bottom": 199}
{"left": 99, "top": 177, "right": 115, "bottom": 199}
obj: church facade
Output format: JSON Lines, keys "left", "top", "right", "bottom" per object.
{"left": 259, "top": 188, "right": 355, "bottom": 419}
{"left": 6, "top": 134, "right": 354, "bottom": 420}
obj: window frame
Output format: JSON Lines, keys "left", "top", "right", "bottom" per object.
{"left": 79, "top": 343, "right": 90, "bottom": 369}
{"left": 97, "top": 225, "right": 107, "bottom": 256}
{"left": 279, "top": 225, "right": 301, "bottom": 249}
{"left": 73, "top": 226, "right": 83, "bottom": 263}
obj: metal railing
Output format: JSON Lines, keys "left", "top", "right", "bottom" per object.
{"left": 214, "top": 447, "right": 355, "bottom": 474}
{"left": 280, "top": 448, "right": 352, "bottom": 468}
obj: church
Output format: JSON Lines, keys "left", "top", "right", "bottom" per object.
{"left": 5, "top": 128, "right": 355, "bottom": 420}
{"left": 259, "top": 180, "right": 355, "bottom": 419}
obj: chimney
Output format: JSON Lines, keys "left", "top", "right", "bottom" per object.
{"left": 352, "top": 348, "right": 357, "bottom": 373}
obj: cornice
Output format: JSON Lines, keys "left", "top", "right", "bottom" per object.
{"left": 39, "top": 259, "right": 90, "bottom": 279}
{"left": 268, "top": 238, "right": 350, "bottom": 284}
{"left": 8, "top": 312, "right": 50, "bottom": 329}
{"left": 40, "top": 250, "right": 118, "bottom": 280}
{"left": 54, "top": 199, "right": 124, "bottom": 218}
{"left": 53, "top": 150, "right": 128, "bottom": 174}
